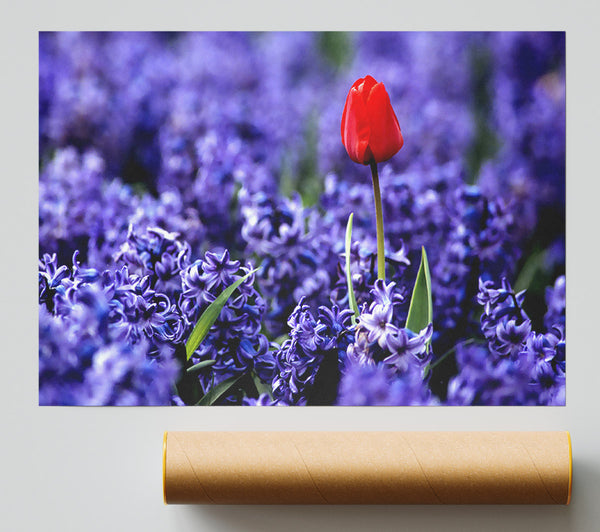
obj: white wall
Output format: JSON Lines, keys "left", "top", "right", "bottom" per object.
{"left": 2, "top": 1, "right": 599, "bottom": 530}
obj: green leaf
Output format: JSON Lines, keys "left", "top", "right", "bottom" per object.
{"left": 185, "top": 268, "right": 258, "bottom": 361}
{"left": 251, "top": 371, "right": 273, "bottom": 400}
{"left": 186, "top": 359, "right": 216, "bottom": 373}
{"left": 423, "top": 338, "right": 483, "bottom": 379}
{"left": 514, "top": 246, "right": 547, "bottom": 292}
{"left": 273, "top": 334, "right": 290, "bottom": 346}
{"left": 405, "top": 247, "right": 433, "bottom": 340}
{"left": 195, "top": 374, "right": 244, "bottom": 406}
{"left": 345, "top": 212, "right": 359, "bottom": 324}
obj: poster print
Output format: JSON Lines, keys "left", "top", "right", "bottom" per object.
{"left": 39, "top": 32, "right": 565, "bottom": 406}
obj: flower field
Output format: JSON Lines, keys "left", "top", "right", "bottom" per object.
{"left": 39, "top": 32, "right": 565, "bottom": 405}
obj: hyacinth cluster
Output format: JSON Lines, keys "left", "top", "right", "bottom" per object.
{"left": 447, "top": 277, "right": 565, "bottom": 405}
{"left": 273, "top": 299, "right": 355, "bottom": 405}
{"left": 39, "top": 32, "right": 565, "bottom": 406}
{"left": 342, "top": 280, "right": 435, "bottom": 406}
{"left": 39, "top": 253, "right": 179, "bottom": 405}
{"left": 178, "top": 251, "right": 275, "bottom": 401}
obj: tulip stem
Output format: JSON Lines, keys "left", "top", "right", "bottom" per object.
{"left": 370, "top": 161, "right": 385, "bottom": 281}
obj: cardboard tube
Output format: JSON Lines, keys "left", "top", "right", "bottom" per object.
{"left": 163, "top": 431, "right": 572, "bottom": 505}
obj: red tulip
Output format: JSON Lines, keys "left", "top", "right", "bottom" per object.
{"left": 341, "top": 75, "right": 403, "bottom": 165}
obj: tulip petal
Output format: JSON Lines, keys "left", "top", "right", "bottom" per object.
{"left": 366, "top": 82, "right": 403, "bottom": 163}
{"left": 358, "top": 75, "right": 377, "bottom": 103}
{"left": 341, "top": 86, "right": 371, "bottom": 164}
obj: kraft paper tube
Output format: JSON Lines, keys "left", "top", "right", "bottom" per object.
{"left": 163, "top": 431, "right": 572, "bottom": 505}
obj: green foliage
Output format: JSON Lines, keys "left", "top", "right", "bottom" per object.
{"left": 345, "top": 213, "right": 359, "bottom": 324}
{"left": 405, "top": 247, "right": 433, "bottom": 341}
{"left": 185, "top": 268, "right": 258, "bottom": 361}
{"left": 318, "top": 32, "right": 353, "bottom": 70}
{"left": 466, "top": 45, "right": 500, "bottom": 183}
{"left": 186, "top": 359, "right": 216, "bottom": 373}
{"left": 251, "top": 371, "right": 273, "bottom": 400}
{"left": 195, "top": 374, "right": 244, "bottom": 405}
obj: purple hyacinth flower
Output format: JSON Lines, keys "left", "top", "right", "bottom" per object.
{"left": 359, "top": 303, "right": 395, "bottom": 350}
{"left": 384, "top": 323, "right": 434, "bottom": 370}
{"left": 493, "top": 318, "right": 532, "bottom": 358}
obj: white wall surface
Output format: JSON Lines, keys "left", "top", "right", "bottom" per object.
{"left": 2, "top": 1, "right": 599, "bottom": 530}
